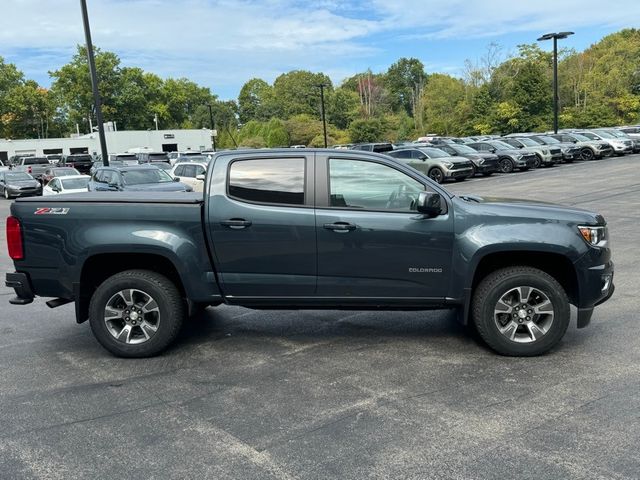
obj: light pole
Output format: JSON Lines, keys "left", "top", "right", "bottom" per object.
{"left": 208, "top": 104, "right": 217, "bottom": 152}
{"left": 316, "top": 83, "right": 328, "bottom": 148}
{"left": 537, "top": 31, "right": 574, "bottom": 134}
{"left": 80, "top": 0, "right": 109, "bottom": 166}
{"left": 153, "top": 113, "right": 159, "bottom": 130}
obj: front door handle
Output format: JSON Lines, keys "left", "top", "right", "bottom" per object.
{"left": 323, "top": 222, "right": 356, "bottom": 233}
{"left": 220, "top": 218, "right": 252, "bottom": 230}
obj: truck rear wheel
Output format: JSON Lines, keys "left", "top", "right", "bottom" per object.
{"left": 471, "top": 266, "right": 570, "bottom": 356}
{"left": 88, "top": 270, "right": 185, "bottom": 357}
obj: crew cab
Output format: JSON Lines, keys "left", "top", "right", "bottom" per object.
{"left": 5, "top": 149, "right": 614, "bottom": 358}
{"left": 12, "top": 156, "right": 50, "bottom": 182}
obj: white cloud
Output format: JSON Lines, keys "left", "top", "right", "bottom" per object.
{"left": 1, "top": 0, "right": 639, "bottom": 98}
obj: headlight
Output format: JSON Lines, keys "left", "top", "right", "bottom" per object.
{"left": 578, "top": 225, "right": 607, "bottom": 247}
{"left": 478, "top": 158, "right": 485, "bottom": 164}
{"left": 515, "top": 154, "right": 523, "bottom": 159}
{"left": 442, "top": 162, "right": 454, "bottom": 169}
{"left": 541, "top": 149, "right": 549, "bottom": 154}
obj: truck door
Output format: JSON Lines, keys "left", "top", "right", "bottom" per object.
{"left": 314, "top": 154, "right": 454, "bottom": 302}
{"left": 207, "top": 153, "right": 316, "bottom": 300}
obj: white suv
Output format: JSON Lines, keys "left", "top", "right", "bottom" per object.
{"left": 170, "top": 162, "right": 207, "bottom": 192}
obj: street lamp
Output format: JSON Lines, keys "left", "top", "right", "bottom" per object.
{"left": 316, "top": 83, "right": 328, "bottom": 148}
{"left": 207, "top": 104, "right": 217, "bottom": 152}
{"left": 537, "top": 31, "right": 574, "bottom": 134}
{"left": 80, "top": 0, "right": 109, "bottom": 166}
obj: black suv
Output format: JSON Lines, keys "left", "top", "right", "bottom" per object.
{"left": 63, "top": 154, "right": 94, "bottom": 174}
{"left": 350, "top": 143, "right": 394, "bottom": 153}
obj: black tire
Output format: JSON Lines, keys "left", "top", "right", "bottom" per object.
{"left": 470, "top": 164, "right": 477, "bottom": 177}
{"left": 89, "top": 270, "right": 185, "bottom": 357}
{"left": 581, "top": 148, "right": 595, "bottom": 161}
{"left": 428, "top": 167, "right": 444, "bottom": 184}
{"left": 498, "top": 158, "right": 514, "bottom": 173}
{"left": 471, "top": 266, "right": 570, "bottom": 356}
{"left": 533, "top": 154, "right": 542, "bottom": 169}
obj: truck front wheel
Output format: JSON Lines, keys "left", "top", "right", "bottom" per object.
{"left": 88, "top": 270, "right": 185, "bottom": 357}
{"left": 471, "top": 266, "right": 570, "bottom": 356}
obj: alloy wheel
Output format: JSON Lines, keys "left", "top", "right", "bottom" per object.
{"left": 103, "top": 288, "right": 161, "bottom": 344}
{"left": 493, "top": 286, "right": 554, "bottom": 343}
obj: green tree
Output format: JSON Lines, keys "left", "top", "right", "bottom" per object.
{"left": 384, "top": 58, "right": 428, "bottom": 116}
{"left": 348, "top": 118, "right": 384, "bottom": 143}
{"left": 238, "top": 78, "right": 275, "bottom": 123}
{"left": 272, "top": 71, "right": 332, "bottom": 119}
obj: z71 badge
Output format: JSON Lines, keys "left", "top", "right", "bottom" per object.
{"left": 34, "top": 208, "right": 70, "bottom": 215}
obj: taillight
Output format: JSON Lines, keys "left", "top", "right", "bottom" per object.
{"left": 27, "top": 166, "right": 32, "bottom": 174}
{"left": 6, "top": 216, "right": 24, "bottom": 260}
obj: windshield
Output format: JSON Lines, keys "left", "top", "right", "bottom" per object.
{"left": 451, "top": 145, "right": 479, "bottom": 154}
{"left": 515, "top": 138, "right": 539, "bottom": 147}
{"left": 55, "top": 168, "right": 79, "bottom": 176}
{"left": 488, "top": 141, "right": 514, "bottom": 151}
{"left": 25, "top": 157, "right": 49, "bottom": 165}
{"left": 600, "top": 129, "right": 626, "bottom": 138}
{"left": 579, "top": 132, "right": 599, "bottom": 140}
{"left": 5, "top": 173, "right": 32, "bottom": 181}
{"left": 61, "top": 177, "right": 90, "bottom": 190}
{"left": 534, "top": 136, "right": 560, "bottom": 144}
{"left": 121, "top": 168, "right": 174, "bottom": 185}
{"left": 148, "top": 153, "right": 169, "bottom": 161}
{"left": 178, "top": 155, "right": 209, "bottom": 162}
{"left": 571, "top": 133, "right": 591, "bottom": 142}
{"left": 421, "top": 147, "right": 451, "bottom": 158}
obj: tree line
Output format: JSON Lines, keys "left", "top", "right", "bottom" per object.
{"left": 1, "top": 29, "right": 639, "bottom": 148}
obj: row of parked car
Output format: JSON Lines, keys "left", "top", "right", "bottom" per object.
{"left": 347, "top": 126, "right": 639, "bottom": 183}
{"left": 0, "top": 150, "right": 214, "bottom": 199}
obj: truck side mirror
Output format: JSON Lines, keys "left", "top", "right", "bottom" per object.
{"left": 173, "top": 177, "right": 180, "bottom": 182}
{"left": 196, "top": 174, "right": 205, "bottom": 181}
{"left": 416, "top": 191, "right": 442, "bottom": 217}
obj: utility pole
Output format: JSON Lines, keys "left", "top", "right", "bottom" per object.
{"left": 80, "top": 0, "right": 109, "bottom": 166}
{"left": 537, "top": 31, "right": 574, "bottom": 134}
{"left": 208, "top": 104, "right": 217, "bottom": 152}
{"left": 316, "top": 83, "right": 328, "bottom": 148}
{"left": 154, "top": 113, "right": 159, "bottom": 130}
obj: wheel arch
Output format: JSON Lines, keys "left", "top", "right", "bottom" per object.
{"left": 459, "top": 250, "right": 579, "bottom": 325}
{"left": 76, "top": 253, "right": 186, "bottom": 324}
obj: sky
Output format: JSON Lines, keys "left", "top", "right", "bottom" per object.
{"left": 2, "top": 0, "right": 639, "bottom": 100}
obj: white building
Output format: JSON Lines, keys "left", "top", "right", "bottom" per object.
{"left": 0, "top": 129, "right": 213, "bottom": 162}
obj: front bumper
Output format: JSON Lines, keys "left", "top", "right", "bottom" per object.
{"left": 515, "top": 156, "right": 536, "bottom": 169}
{"left": 574, "top": 253, "right": 615, "bottom": 328}
{"left": 6, "top": 272, "right": 34, "bottom": 305}
{"left": 8, "top": 186, "right": 41, "bottom": 197}
{"left": 476, "top": 161, "right": 499, "bottom": 173}
{"left": 444, "top": 167, "right": 474, "bottom": 179}
{"left": 596, "top": 146, "right": 614, "bottom": 157}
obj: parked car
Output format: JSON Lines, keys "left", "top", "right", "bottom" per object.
{"left": 351, "top": 143, "right": 394, "bottom": 153}
{"left": 169, "top": 151, "right": 207, "bottom": 166}
{"left": 45, "top": 154, "right": 63, "bottom": 165}
{"left": 0, "top": 171, "right": 42, "bottom": 199}
{"left": 62, "top": 154, "right": 94, "bottom": 174}
{"left": 617, "top": 125, "right": 640, "bottom": 140}
{"left": 108, "top": 153, "right": 139, "bottom": 163}
{"left": 594, "top": 128, "right": 640, "bottom": 153}
{"left": 501, "top": 137, "right": 561, "bottom": 167}
{"left": 43, "top": 175, "right": 91, "bottom": 195}
{"left": 41, "top": 167, "right": 81, "bottom": 185}
{"left": 8, "top": 154, "right": 33, "bottom": 168}
{"left": 575, "top": 130, "right": 632, "bottom": 156}
{"left": 12, "top": 156, "right": 51, "bottom": 182}
{"left": 423, "top": 137, "right": 465, "bottom": 146}
{"left": 88, "top": 164, "right": 192, "bottom": 192}
{"left": 137, "top": 152, "right": 170, "bottom": 164}
{"left": 517, "top": 135, "right": 583, "bottom": 163}
{"left": 170, "top": 162, "right": 207, "bottom": 192}
{"left": 6, "top": 149, "right": 614, "bottom": 358}
{"left": 90, "top": 159, "right": 140, "bottom": 176}
{"left": 387, "top": 147, "right": 474, "bottom": 183}
{"left": 467, "top": 141, "right": 537, "bottom": 173}
{"left": 436, "top": 143, "right": 500, "bottom": 176}
{"left": 549, "top": 133, "right": 612, "bottom": 160}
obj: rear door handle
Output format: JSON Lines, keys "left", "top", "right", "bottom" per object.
{"left": 220, "top": 218, "right": 252, "bottom": 229}
{"left": 323, "top": 222, "right": 356, "bottom": 233}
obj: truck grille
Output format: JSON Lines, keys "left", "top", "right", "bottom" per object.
{"left": 550, "top": 148, "right": 561, "bottom": 155}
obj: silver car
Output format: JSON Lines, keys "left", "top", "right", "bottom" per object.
{"left": 388, "top": 147, "right": 474, "bottom": 183}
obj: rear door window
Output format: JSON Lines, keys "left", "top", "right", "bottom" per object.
{"left": 228, "top": 158, "right": 305, "bottom": 205}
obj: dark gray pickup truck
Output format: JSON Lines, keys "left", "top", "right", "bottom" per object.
{"left": 5, "top": 149, "right": 614, "bottom": 357}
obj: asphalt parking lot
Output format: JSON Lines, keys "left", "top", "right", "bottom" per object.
{"left": 1, "top": 156, "right": 639, "bottom": 479}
